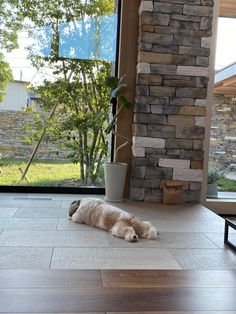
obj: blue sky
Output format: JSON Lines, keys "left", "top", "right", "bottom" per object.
{"left": 215, "top": 17, "right": 236, "bottom": 70}
{"left": 4, "top": 17, "right": 236, "bottom": 83}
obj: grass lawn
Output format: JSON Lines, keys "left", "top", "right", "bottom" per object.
{"left": 217, "top": 177, "right": 236, "bottom": 192}
{"left": 0, "top": 158, "right": 83, "bottom": 187}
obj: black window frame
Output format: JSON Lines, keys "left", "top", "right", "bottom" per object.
{"left": 0, "top": 0, "right": 121, "bottom": 195}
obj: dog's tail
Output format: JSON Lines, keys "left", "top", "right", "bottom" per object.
{"left": 68, "top": 200, "right": 81, "bottom": 217}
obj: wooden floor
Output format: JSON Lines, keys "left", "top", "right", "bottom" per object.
{"left": 1, "top": 270, "right": 236, "bottom": 313}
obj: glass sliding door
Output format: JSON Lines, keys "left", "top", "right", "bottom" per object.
{"left": 208, "top": 17, "right": 236, "bottom": 201}
{"left": 0, "top": 0, "right": 119, "bottom": 190}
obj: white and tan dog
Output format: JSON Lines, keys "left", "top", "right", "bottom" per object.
{"left": 68, "top": 198, "right": 158, "bottom": 242}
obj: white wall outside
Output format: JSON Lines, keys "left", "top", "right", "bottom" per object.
{"left": 0, "top": 81, "right": 28, "bottom": 111}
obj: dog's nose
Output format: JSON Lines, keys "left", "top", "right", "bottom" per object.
{"left": 131, "top": 234, "right": 138, "bottom": 242}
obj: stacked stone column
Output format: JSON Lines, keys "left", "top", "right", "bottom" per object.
{"left": 130, "top": 0, "right": 214, "bottom": 202}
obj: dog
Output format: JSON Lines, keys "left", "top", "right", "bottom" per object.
{"left": 68, "top": 198, "right": 158, "bottom": 242}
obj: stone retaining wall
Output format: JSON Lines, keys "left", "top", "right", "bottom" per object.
{"left": 0, "top": 111, "right": 68, "bottom": 160}
{"left": 130, "top": 0, "right": 214, "bottom": 202}
{"left": 210, "top": 95, "right": 236, "bottom": 169}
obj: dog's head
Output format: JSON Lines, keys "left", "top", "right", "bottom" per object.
{"left": 68, "top": 200, "right": 81, "bottom": 217}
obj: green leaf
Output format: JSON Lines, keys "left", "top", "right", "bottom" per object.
{"left": 110, "top": 83, "right": 127, "bottom": 98}
{"left": 118, "top": 95, "right": 132, "bottom": 109}
{"left": 105, "top": 76, "right": 120, "bottom": 89}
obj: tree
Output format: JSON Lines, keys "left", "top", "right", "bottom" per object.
{"left": 0, "top": 53, "right": 13, "bottom": 102}
{"left": 21, "top": 0, "right": 117, "bottom": 185}
{"left": 0, "top": 0, "right": 23, "bottom": 101}
{"left": 0, "top": 0, "right": 22, "bottom": 51}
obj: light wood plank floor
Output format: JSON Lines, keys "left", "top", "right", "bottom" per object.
{"left": 1, "top": 270, "right": 236, "bottom": 313}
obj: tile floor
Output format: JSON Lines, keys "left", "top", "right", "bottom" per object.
{"left": 0, "top": 193, "right": 235, "bottom": 270}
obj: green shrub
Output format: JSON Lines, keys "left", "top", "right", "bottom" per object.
{"left": 208, "top": 166, "right": 227, "bottom": 184}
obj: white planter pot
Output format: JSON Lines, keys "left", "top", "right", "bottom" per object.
{"left": 105, "top": 162, "right": 128, "bottom": 202}
{"left": 207, "top": 183, "right": 218, "bottom": 198}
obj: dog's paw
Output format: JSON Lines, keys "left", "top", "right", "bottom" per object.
{"left": 147, "top": 228, "right": 158, "bottom": 240}
{"left": 71, "top": 213, "right": 79, "bottom": 223}
{"left": 126, "top": 233, "right": 139, "bottom": 242}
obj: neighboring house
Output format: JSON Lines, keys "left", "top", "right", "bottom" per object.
{"left": 0, "top": 80, "right": 29, "bottom": 111}
{"left": 210, "top": 63, "right": 236, "bottom": 169}
{"left": 27, "top": 91, "right": 41, "bottom": 111}
{"left": 214, "top": 62, "right": 236, "bottom": 95}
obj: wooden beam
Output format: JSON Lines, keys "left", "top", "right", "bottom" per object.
{"left": 116, "top": 0, "right": 140, "bottom": 197}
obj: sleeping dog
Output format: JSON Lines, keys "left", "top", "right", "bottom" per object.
{"left": 69, "top": 198, "right": 158, "bottom": 242}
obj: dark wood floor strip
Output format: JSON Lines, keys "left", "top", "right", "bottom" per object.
{"left": 101, "top": 270, "right": 236, "bottom": 288}
{"left": 0, "top": 270, "right": 102, "bottom": 288}
{"left": 107, "top": 312, "right": 236, "bottom": 314}
{"left": 1, "top": 287, "right": 236, "bottom": 312}
{"left": 6, "top": 312, "right": 236, "bottom": 314}
{"left": 2, "top": 271, "right": 236, "bottom": 313}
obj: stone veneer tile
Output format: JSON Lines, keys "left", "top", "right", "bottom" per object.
{"left": 177, "top": 66, "right": 209, "bottom": 77}
{"left": 137, "top": 62, "right": 150, "bottom": 74}
{"left": 154, "top": 2, "right": 183, "bottom": 14}
{"left": 200, "top": 17, "right": 212, "bottom": 31}
{"left": 132, "top": 147, "right": 145, "bottom": 157}
{"left": 150, "top": 86, "right": 176, "bottom": 97}
{"left": 195, "top": 99, "right": 207, "bottom": 106}
{"left": 166, "top": 139, "right": 193, "bottom": 149}
{"left": 176, "top": 126, "right": 205, "bottom": 139}
{"left": 195, "top": 116, "right": 206, "bottom": 127}
{"left": 179, "top": 46, "right": 210, "bottom": 57}
{"left": 173, "top": 168, "right": 203, "bottom": 182}
{"left": 191, "top": 160, "right": 204, "bottom": 169}
{"left": 141, "top": 32, "right": 174, "bottom": 45}
{"left": 176, "top": 87, "right": 207, "bottom": 98}
{"left": 129, "top": 188, "right": 145, "bottom": 201}
{"left": 133, "top": 136, "right": 165, "bottom": 148}
{"left": 138, "top": 51, "right": 172, "bottom": 64}
{"left": 159, "top": 158, "right": 190, "bottom": 169}
{"left": 183, "top": 4, "right": 213, "bottom": 17}
{"left": 139, "top": 0, "right": 153, "bottom": 13}
{"left": 201, "top": 37, "right": 211, "bottom": 48}
{"left": 151, "top": 64, "right": 177, "bottom": 75}
{"left": 168, "top": 115, "right": 195, "bottom": 126}
{"left": 178, "top": 106, "right": 206, "bottom": 116}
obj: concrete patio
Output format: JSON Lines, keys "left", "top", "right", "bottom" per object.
{"left": 0, "top": 193, "right": 235, "bottom": 270}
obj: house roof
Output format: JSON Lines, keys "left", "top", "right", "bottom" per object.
{"left": 214, "top": 62, "right": 236, "bottom": 95}
{"left": 13, "top": 80, "right": 30, "bottom": 84}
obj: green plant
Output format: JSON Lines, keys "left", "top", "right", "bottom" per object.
{"left": 208, "top": 166, "right": 227, "bottom": 184}
{"left": 104, "top": 75, "right": 132, "bottom": 162}
{"left": 0, "top": 158, "right": 83, "bottom": 187}
{"left": 217, "top": 177, "right": 236, "bottom": 192}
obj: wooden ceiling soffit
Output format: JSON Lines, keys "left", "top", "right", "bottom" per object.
{"left": 214, "top": 75, "right": 236, "bottom": 94}
{"left": 220, "top": 0, "right": 236, "bottom": 18}
{"left": 222, "top": 75, "right": 236, "bottom": 87}
{"left": 214, "top": 85, "right": 236, "bottom": 95}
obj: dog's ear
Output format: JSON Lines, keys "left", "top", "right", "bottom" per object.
{"left": 68, "top": 200, "right": 81, "bottom": 217}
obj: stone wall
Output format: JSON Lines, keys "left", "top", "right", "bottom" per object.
{"left": 130, "top": 0, "right": 214, "bottom": 202}
{"left": 210, "top": 94, "right": 236, "bottom": 169}
{"left": 0, "top": 111, "right": 68, "bottom": 160}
